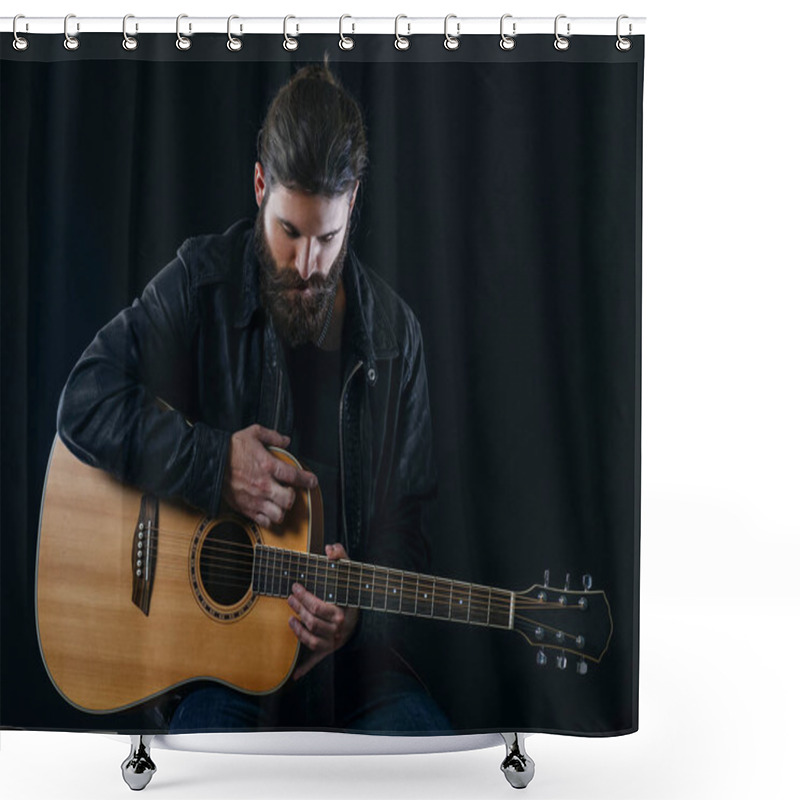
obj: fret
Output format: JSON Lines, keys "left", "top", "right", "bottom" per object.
{"left": 386, "top": 569, "right": 402, "bottom": 613}
{"left": 261, "top": 547, "right": 275, "bottom": 594}
{"left": 296, "top": 552, "right": 308, "bottom": 586}
{"left": 260, "top": 546, "right": 268, "bottom": 595}
{"left": 451, "top": 581, "right": 470, "bottom": 622}
{"left": 488, "top": 589, "right": 513, "bottom": 629}
{"left": 400, "top": 571, "right": 416, "bottom": 614}
{"left": 269, "top": 547, "right": 277, "bottom": 597}
{"left": 448, "top": 579, "right": 454, "bottom": 620}
{"left": 486, "top": 586, "right": 492, "bottom": 625}
{"left": 345, "top": 562, "right": 358, "bottom": 606}
{"left": 432, "top": 578, "right": 452, "bottom": 619}
{"left": 417, "top": 575, "right": 434, "bottom": 617}
{"left": 357, "top": 562, "right": 363, "bottom": 608}
{"left": 375, "top": 566, "right": 389, "bottom": 610}
{"left": 466, "top": 583, "right": 473, "bottom": 623}
{"left": 252, "top": 545, "right": 260, "bottom": 594}
{"left": 286, "top": 550, "right": 295, "bottom": 594}
{"left": 364, "top": 564, "right": 376, "bottom": 609}
{"left": 312, "top": 553, "right": 321, "bottom": 599}
{"left": 334, "top": 561, "right": 349, "bottom": 606}
{"left": 277, "top": 549, "right": 286, "bottom": 597}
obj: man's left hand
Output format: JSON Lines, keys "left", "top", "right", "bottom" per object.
{"left": 287, "top": 543, "right": 360, "bottom": 680}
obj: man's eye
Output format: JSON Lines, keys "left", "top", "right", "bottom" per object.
{"left": 320, "top": 234, "right": 336, "bottom": 244}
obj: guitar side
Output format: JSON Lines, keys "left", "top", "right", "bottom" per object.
{"left": 36, "top": 436, "right": 308, "bottom": 713}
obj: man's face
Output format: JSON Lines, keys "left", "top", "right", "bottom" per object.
{"left": 254, "top": 170, "right": 357, "bottom": 348}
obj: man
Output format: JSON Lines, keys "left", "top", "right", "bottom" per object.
{"left": 57, "top": 63, "right": 449, "bottom": 733}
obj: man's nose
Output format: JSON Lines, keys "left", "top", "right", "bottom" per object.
{"left": 294, "top": 238, "right": 319, "bottom": 280}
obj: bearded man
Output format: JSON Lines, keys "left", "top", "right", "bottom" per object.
{"left": 57, "top": 63, "right": 449, "bottom": 733}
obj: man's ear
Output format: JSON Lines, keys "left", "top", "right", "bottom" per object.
{"left": 254, "top": 162, "right": 266, "bottom": 207}
{"left": 349, "top": 180, "right": 360, "bottom": 212}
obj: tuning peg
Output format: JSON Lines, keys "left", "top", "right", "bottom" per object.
{"left": 537, "top": 569, "right": 550, "bottom": 601}
{"left": 536, "top": 648, "right": 547, "bottom": 666}
{"left": 556, "top": 652, "right": 568, "bottom": 670}
{"left": 582, "top": 574, "right": 593, "bottom": 591}
{"left": 577, "top": 659, "right": 588, "bottom": 676}
{"left": 534, "top": 626, "right": 545, "bottom": 641}
{"left": 564, "top": 573, "right": 571, "bottom": 591}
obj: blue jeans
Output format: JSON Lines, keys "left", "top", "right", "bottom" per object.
{"left": 169, "top": 669, "right": 451, "bottom": 734}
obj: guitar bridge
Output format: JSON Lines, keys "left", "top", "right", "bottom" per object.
{"left": 132, "top": 494, "right": 159, "bottom": 615}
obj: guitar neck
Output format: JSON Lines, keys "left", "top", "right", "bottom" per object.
{"left": 253, "top": 545, "right": 514, "bottom": 630}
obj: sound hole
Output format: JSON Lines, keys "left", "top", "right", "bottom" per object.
{"left": 199, "top": 521, "right": 253, "bottom": 606}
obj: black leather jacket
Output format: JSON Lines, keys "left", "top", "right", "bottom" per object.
{"left": 57, "top": 219, "right": 437, "bottom": 655}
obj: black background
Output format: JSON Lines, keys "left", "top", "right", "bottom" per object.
{"left": 1, "top": 34, "right": 642, "bottom": 735}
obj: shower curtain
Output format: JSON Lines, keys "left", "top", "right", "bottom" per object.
{"left": 0, "top": 27, "right": 643, "bottom": 737}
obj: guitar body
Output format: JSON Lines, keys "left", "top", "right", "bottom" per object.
{"left": 36, "top": 436, "right": 322, "bottom": 713}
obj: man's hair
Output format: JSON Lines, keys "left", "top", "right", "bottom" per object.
{"left": 257, "top": 61, "right": 368, "bottom": 198}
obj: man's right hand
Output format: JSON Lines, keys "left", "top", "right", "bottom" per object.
{"left": 222, "top": 424, "right": 318, "bottom": 526}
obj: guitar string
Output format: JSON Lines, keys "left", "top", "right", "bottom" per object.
{"left": 132, "top": 531, "right": 589, "bottom": 611}
{"left": 141, "top": 526, "right": 594, "bottom": 608}
{"left": 150, "top": 543, "right": 582, "bottom": 610}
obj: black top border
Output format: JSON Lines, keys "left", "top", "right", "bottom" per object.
{"left": 1, "top": 33, "right": 644, "bottom": 64}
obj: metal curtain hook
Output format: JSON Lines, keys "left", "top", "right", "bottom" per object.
{"left": 339, "top": 14, "right": 355, "bottom": 50}
{"left": 554, "top": 14, "right": 570, "bottom": 51}
{"left": 283, "top": 15, "right": 299, "bottom": 51}
{"left": 122, "top": 15, "right": 138, "bottom": 51}
{"left": 227, "top": 15, "right": 242, "bottom": 51}
{"left": 64, "top": 13, "right": 80, "bottom": 51}
{"left": 616, "top": 14, "right": 632, "bottom": 51}
{"left": 13, "top": 14, "right": 29, "bottom": 51}
{"left": 176, "top": 14, "right": 191, "bottom": 50}
{"left": 394, "top": 14, "right": 410, "bottom": 50}
{"left": 500, "top": 14, "right": 516, "bottom": 50}
{"left": 444, "top": 13, "right": 460, "bottom": 51}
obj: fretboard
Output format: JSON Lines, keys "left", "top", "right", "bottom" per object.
{"left": 252, "top": 545, "right": 514, "bottom": 630}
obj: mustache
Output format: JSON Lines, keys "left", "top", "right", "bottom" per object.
{"left": 266, "top": 266, "right": 336, "bottom": 293}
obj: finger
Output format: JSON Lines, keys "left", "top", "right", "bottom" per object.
{"left": 288, "top": 595, "right": 336, "bottom": 638}
{"left": 288, "top": 615, "right": 324, "bottom": 654}
{"left": 269, "top": 456, "right": 318, "bottom": 490}
{"left": 250, "top": 499, "right": 287, "bottom": 527}
{"left": 325, "top": 543, "right": 349, "bottom": 561}
{"left": 251, "top": 425, "right": 291, "bottom": 449}
{"left": 292, "top": 583, "right": 344, "bottom": 624}
{"left": 258, "top": 479, "right": 295, "bottom": 512}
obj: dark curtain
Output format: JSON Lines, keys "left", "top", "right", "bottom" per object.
{"left": 1, "top": 34, "right": 643, "bottom": 734}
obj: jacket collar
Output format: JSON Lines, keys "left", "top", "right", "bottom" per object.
{"left": 237, "top": 223, "right": 399, "bottom": 363}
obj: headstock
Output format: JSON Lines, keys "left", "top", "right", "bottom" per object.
{"left": 512, "top": 571, "right": 613, "bottom": 675}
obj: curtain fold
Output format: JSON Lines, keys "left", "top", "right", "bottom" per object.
{"left": 1, "top": 32, "right": 643, "bottom": 736}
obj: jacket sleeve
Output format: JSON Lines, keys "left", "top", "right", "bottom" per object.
{"left": 56, "top": 255, "right": 230, "bottom": 515}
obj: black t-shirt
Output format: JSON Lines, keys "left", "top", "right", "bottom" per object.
{"left": 284, "top": 342, "right": 342, "bottom": 550}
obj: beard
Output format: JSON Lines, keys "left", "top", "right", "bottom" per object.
{"left": 255, "top": 207, "right": 348, "bottom": 349}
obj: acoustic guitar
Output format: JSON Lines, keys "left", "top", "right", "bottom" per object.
{"left": 36, "top": 435, "right": 613, "bottom": 713}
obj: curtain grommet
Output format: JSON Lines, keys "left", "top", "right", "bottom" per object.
{"left": 176, "top": 14, "right": 192, "bottom": 50}
{"left": 339, "top": 15, "right": 355, "bottom": 51}
{"left": 12, "top": 15, "right": 29, "bottom": 51}
{"left": 500, "top": 14, "right": 516, "bottom": 50}
{"left": 444, "top": 14, "right": 460, "bottom": 51}
{"left": 227, "top": 15, "right": 242, "bottom": 51}
{"left": 394, "top": 15, "right": 410, "bottom": 50}
{"left": 122, "top": 15, "right": 138, "bottom": 51}
{"left": 64, "top": 13, "right": 80, "bottom": 51}
{"left": 554, "top": 14, "right": 570, "bottom": 51}
{"left": 616, "top": 15, "right": 632, "bottom": 51}
{"left": 283, "top": 15, "right": 299, "bottom": 51}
